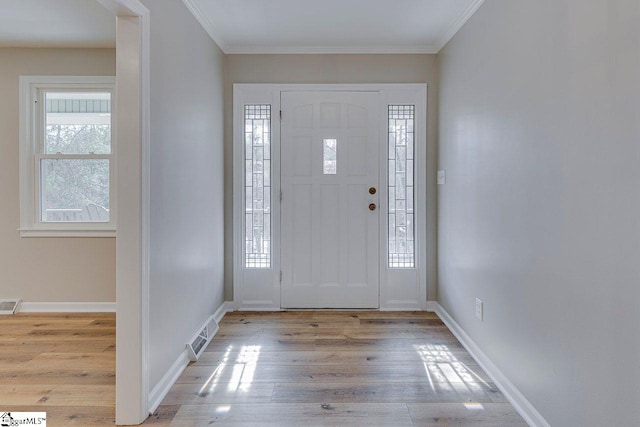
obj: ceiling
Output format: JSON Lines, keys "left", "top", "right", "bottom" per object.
{"left": 184, "top": 0, "right": 485, "bottom": 54}
{"left": 0, "top": 0, "right": 115, "bottom": 48}
{"left": 0, "top": 0, "right": 484, "bottom": 53}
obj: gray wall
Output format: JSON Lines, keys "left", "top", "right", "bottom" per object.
{"left": 0, "top": 48, "right": 116, "bottom": 303}
{"left": 438, "top": 1, "right": 640, "bottom": 425}
{"left": 224, "top": 54, "right": 439, "bottom": 301}
{"left": 143, "top": 0, "right": 225, "bottom": 390}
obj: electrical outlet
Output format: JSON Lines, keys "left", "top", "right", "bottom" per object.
{"left": 475, "top": 298, "right": 483, "bottom": 321}
{"left": 437, "top": 170, "right": 446, "bottom": 185}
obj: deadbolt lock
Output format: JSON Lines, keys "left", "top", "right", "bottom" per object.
{"left": 369, "top": 187, "right": 377, "bottom": 195}
{"left": 369, "top": 203, "right": 377, "bottom": 211}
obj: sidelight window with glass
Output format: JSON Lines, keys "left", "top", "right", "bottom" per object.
{"left": 244, "top": 105, "right": 272, "bottom": 268}
{"left": 388, "top": 105, "right": 415, "bottom": 268}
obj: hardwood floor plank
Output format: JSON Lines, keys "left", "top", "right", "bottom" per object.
{"left": 178, "top": 363, "right": 429, "bottom": 384}
{"left": 197, "top": 348, "right": 483, "bottom": 367}
{"left": 0, "top": 352, "right": 39, "bottom": 365}
{"left": 353, "top": 311, "right": 441, "bottom": 319}
{"left": 272, "top": 382, "right": 464, "bottom": 403}
{"left": 407, "top": 403, "right": 529, "bottom": 426}
{"left": 207, "top": 338, "right": 318, "bottom": 352}
{"left": 161, "top": 383, "right": 275, "bottom": 405}
{"left": 0, "top": 340, "right": 114, "bottom": 353}
{"left": 313, "top": 337, "right": 466, "bottom": 352}
{"left": 177, "top": 363, "right": 494, "bottom": 385}
{"left": 146, "top": 405, "right": 181, "bottom": 426}
{"left": 358, "top": 318, "right": 445, "bottom": 326}
{"left": 209, "top": 337, "right": 465, "bottom": 353}
{"left": 23, "top": 352, "right": 115, "bottom": 367}
{"left": 23, "top": 328, "right": 115, "bottom": 339}
{"left": 0, "top": 384, "right": 114, "bottom": 406}
{"left": 221, "top": 332, "right": 452, "bottom": 343}
{"left": 0, "top": 367, "right": 115, "bottom": 385}
{"left": 169, "top": 403, "right": 413, "bottom": 426}
{"left": 89, "top": 318, "right": 116, "bottom": 327}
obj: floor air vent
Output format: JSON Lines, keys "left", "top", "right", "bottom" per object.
{"left": 186, "top": 316, "right": 219, "bottom": 361}
{"left": 0, "top": 299, "right": 21, "bottom": 315}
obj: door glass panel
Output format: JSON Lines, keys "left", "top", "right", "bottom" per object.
{"left": 323, "top": 138, "right": 337, "bottom": 174}
{"left": 244, "top": 105, "right": 271, "bottom": 268}
{"left": 388, "top": 105, "right": 415, "bottom": 268}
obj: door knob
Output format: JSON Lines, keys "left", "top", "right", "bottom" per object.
{"left": 369, "top": 203, "right": 377, "bottom": 211}
{"left": 369, "top": 187, "right": 377, "bottom": 195}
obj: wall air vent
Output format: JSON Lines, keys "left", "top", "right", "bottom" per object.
{"left": 0, "top": 299, "right": 22, "bottom": 315}
{"left": 186, "top": 315, "right": 219, "bottom": 361}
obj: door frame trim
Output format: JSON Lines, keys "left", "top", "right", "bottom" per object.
{"left": 233, "top": 84, "right": 427, "bottom": 311}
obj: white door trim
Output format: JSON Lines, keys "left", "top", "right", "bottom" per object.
{"left": 233, "top": 84, "right": 427, "bottom": 311}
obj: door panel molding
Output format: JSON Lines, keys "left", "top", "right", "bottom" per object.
{"left": 281, "top": 91, "right": 380, "bottom": 308}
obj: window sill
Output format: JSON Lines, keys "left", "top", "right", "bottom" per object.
{"left": 19, "top": 229, "right": 116, "bottom": 238}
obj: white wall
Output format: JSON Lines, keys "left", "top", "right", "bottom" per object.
{"left": 438, "top": 1, "right": 640, "bottom": 425}
{"left": 224, "top": 54, "right": 439, "bottom": 301}
{"left": 0, "top": 48, "right": 116, "bottom": 303}
{"left": 141, "top": 0, "right": 225, "bottom": 390}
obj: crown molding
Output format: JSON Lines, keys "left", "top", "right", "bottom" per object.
{"left": 183, "top": 0, "right": 485, "bottom": 55}
{"left": 97, "top": 0, "right": 148, "bottom": 17}
{"left": 435, "top": 0, "right": 485, "bottom": 51}
{"left": 182, "top": 0, "right": 229, "bottom": 52}
{"left": 224, "top": 45, "right": 440, "bottom": 55}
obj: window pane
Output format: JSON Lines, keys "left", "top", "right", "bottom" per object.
{"left": 388, "top": 105, "right": 415, "bottom": 268}
{"left": 323, "top": 139, "right": 337, "bottom": 174}
{"left": 40, "top": 159, "right": 110, "bottom": 222}
{"left": 244, "top": 105, "right": 271, "bottom": 268}
{"left": 45, "top": 92, "right": 111, "bottom": 154}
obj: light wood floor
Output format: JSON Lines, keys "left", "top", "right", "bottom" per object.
{"left": 148, "top": 311, "right": 526, "bottom": 426}
{"left": 0, "top": 313, "right": 116, "bottom": 426}
{"left": 0, "top": 311, "right": 526, "bottom": 426}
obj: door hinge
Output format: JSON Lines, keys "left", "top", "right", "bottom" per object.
{"left": 279, "top": 110, "right": 282, "bottom": 122}
{"left": 280, "top": 271, "right": 283, "bottom": 282}
{"left": 280, "top": 190, "right": 283, "bottom": 201}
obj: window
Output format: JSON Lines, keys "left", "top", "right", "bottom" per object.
{"left": 323, "top": 139, "right": 337, "bottom": 174}
{"left": 244, "top": 105, "right": 271, "bottom": 268}
{"left": 388, "top": 105, "right": 415, "bottom": 268}
{"left": 19, "top": 76, "right": 116, "bottom": 237}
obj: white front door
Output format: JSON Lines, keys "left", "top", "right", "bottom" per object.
{"left": 280, "top": 91, "right": 380, "bottom": 308}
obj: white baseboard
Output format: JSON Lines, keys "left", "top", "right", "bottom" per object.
{"left": 380, "top": 301, "right": 438, "bottom": 312}
{"left": 148, "top": 300, "right": 232, "bottom": 415}
{"left": 148, "top": 349, "right": 190, "bottom": 414}
{"left": 379, "top": 299, "right": 435, "bottom": 311}
{"left": 434, "top": 302, "right": 550, "bottom": 427}
{"left": 213, "top": 301, "right": 234, "bottom": 324}
{"left": 234, "top": 301, "right": 433, "bottom": 312}
{"left": 19, "top": 302, "right": 116, "bottom": 312}
{"left": 233, "top": 300, "right": 280, "bottom": 311}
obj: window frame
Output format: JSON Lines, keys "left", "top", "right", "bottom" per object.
{"left": 19, "top": 76, "right": 117, "bottom": 237}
